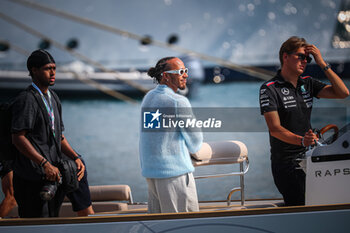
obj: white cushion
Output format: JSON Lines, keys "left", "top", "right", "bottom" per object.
{"left": 191, "top": 141, "right": 248, "bottom": 166}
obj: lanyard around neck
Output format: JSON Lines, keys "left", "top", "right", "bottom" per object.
{"left": 32, "top": 83, "right": 55, "bottom": 137}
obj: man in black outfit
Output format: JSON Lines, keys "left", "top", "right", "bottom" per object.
{"left": 11, "top": 49, "right": 86, "bottom": 217}
{"left": 259, "top": 36, "right": 349, "bottom": 206}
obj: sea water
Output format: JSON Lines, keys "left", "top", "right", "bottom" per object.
{"left": 1, "top": 81, "right": 348, "bottom": 202}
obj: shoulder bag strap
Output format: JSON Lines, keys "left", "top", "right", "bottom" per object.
{"left": 29, "top": 87, "right": 63, "bottom": 159}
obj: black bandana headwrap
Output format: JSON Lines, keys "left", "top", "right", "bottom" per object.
{"left": 27, "top": 49, "right": 55, "bottom": 71}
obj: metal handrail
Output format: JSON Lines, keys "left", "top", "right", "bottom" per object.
{"left": 194, "top": 158, "right": 249, "bottom": 179}
{"left": 227, "top": 188, "right": 242, "bottom": 206}
{"left": 194, "top": 157, "right": 249, "bottom": 207}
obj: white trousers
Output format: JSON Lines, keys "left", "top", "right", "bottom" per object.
{"left": 146, "top": 173, "right": 199, "bottom": 213}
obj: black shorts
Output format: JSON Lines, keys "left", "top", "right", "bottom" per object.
{"left": 65, "top": 158, "right": 92, "bottom": 212}
{"left": 0, "top": 160, "right": 13, "bottom": 179}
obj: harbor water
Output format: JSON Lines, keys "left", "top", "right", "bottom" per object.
{"left": 1, "top": 81, "right": 348, "bottom": 202}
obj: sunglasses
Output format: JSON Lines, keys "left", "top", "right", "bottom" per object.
{"left": 292, "top": 53, "right": 312, "bottom": 63}
{"left": 163, "top": 68, "right": 188, "bottom": 76}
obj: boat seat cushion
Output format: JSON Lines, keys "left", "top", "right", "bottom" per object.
{"left": 59, "top": 202, "right": 128, "bottom": 217}
{"left": 191, "top": 141, "right": 248, "bottom": 166}
{"left": 59, "top": 185, "right": 132, "bottom": 217}
{"left": 5, "top": 185, "right": 132, "bottom": 218}
{"left": 64, "top": 185, "right": 131, "bottom": 202}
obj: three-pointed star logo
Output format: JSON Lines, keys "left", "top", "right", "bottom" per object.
{"left": 150, "top": 109, "right": 162, "bottom": 122}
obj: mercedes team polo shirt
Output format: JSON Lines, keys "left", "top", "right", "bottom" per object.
{"left": 259, "top": 71, "right": 326, "bottom": 161}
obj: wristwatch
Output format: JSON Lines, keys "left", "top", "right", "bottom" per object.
{"left": 323, "top": 63, "right": 331, "bottom": 71}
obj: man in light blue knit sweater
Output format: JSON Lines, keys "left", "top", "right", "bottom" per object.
{"left": 139, "top": 57, "right": 203, "bottom": 213}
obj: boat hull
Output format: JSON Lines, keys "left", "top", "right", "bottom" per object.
{"left": 1, "top": 204, "right": 349, "bottom": 233}
{"left": 0, "top": 71, "right": 155, "bottom": 98}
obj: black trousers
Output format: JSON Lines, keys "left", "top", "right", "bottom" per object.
{"left": 13, "top": 173, "right": 65, "bottom": 218}
{"left": 271, "top": 159, "right": 305, "bottom": 206}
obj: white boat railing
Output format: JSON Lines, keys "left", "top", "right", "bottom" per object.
{"left": 191, "top": 140, "right": 249, "bottom": 207}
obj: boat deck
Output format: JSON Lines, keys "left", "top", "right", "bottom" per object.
{"left": 110, "top": 198, "right": 284, "bottom": 216}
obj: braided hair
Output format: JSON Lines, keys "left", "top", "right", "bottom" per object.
{"left": 148, "top": 57, "right": 176, "bottom": 83}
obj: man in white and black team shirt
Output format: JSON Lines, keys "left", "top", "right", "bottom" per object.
{"left": 259, "top": 36, "right": 349, "bottom": 206}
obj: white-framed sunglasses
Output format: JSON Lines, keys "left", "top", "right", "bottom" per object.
{"left": 162, "top": 68, "right": 188, "bottom": 76}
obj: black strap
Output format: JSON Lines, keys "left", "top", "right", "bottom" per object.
{"left": 29, "top": 87, "right": 63, "bottom": 160}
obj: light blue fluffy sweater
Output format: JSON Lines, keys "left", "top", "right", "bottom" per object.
{"left": 139, "top": 85, "right": 203, "bottom": 178}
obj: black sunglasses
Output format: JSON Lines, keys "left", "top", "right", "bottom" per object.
{"left": 292, "top": 53, "right": 312, "bottom": 63}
